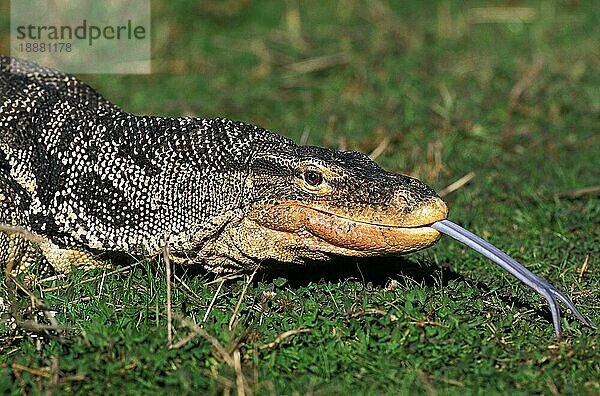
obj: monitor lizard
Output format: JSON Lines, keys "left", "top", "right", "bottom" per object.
{"left": 0, "top": 56, "right": 594, "bottom": 337}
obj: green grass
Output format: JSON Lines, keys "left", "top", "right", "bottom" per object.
{"left": 1, "top": 0, "right": 599, "bottom": 394}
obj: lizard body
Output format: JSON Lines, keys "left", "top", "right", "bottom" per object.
{"left": 1, "top": 56, "right": 595, "bottom": 338}
{"left": 0, "top": 56, "right": 446, "bottom": 273}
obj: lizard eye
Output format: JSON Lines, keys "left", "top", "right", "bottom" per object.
{"left": 303, "top": 170, "right": 323, "bottom": 186}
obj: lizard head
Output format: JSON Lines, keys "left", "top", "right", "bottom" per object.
{"left": 219, "top": 143, "right": 448, "bottom": 268}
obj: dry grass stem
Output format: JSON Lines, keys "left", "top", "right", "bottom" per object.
{"left": 8, "top": 362, "right": 87, "bottom": 389}
{"left": 409, "top": 317, "right": 443, "bottom": 327}
{"left": 41, "top": 263, "right": 140, "bottom": 292}
{"left": 203, "top": 279, "right": 225, "bottom": 323}
{"left": 168, "top": 332, "right": 198, "bottom": 350}
{"left": 467, "top": 7, "right": 536, "bottom": 24}
{"left": 368, "top": 136, "right": 391, "bottom": 161}
{"left": 173, "top": 273, "right": 203, "bottom": 302}
{"left": 174, "top": 314, "right": 234, "bottom": 367}
{"left": 337, "top": 136, "right": 347, "bottom": 151}
{"left": 11, "top": 363, "right": 52, "bottom": 379}
{"left": 436, "top": 378, "right": 465, "bottom": 388}
{"left": 438, "top": 172, "right": 476, "bottom": 197}
{"left": 98, "top": 270, "right": 107, "bottom": 299}
{"left": 206, "top": 273, "right": 245, "bottom": 286}
{"left": 37, "top": 273, "right": 67, "bottom": 284}
{"left": 417, "top": 369, "right": 437, "bottom": 396}
{"left": 285, "top": 53, "right": 350, "bottom": 74}
{"left": 427, "top": 140, "right": 445, "bottom": 180}
{"left": 228, "top": 268, "right": 258, "bottom": 331}
{"left": 502, "top": 57, "right": 543, "bottom": 140}
{"left": 5, "top": 275, "right": 67, "bottom": 340}
{"left": 516, "top": 185, "right": 600, "bottom": 205}
{"left": 578, "top": 255, "right": 590, "bottom": 284}
{"left": 299, "top": 127, "right": 311, "bottom": 146}
{"left": 348, "top": 308, "right": 398, "bottom": 322}
{"left": 259, "top": 328, "right": 311, "bottom": 351}
{"left": 546, "top": 378, "right": 561, "bottom": 396}
{"left": 234, "top": 349, "right": 246, "bottom": 396}
{"left": 508, "top": 57, "right": 544, "bottom": 110}
{"left": 50, "top": 356, "right": 60, "bottom": 388}
{"left": 556, "top": 185, "right": 600, "bottom": 200}
{"left": 163, "top": 239, "right": 173, "bottom": 347}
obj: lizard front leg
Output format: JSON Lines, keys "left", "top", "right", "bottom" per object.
{"left": 1, "top": 171, "right": 109, "bottom": 274}
{"left": 0, "top": 170, "right": 40, "bottom": 274}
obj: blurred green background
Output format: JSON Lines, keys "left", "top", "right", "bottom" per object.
{"left": 1, "top": 1, "right": 598, "bottom": 394}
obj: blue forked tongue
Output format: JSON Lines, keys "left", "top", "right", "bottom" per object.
{"left": 430, "top": 220, "right": 596, "bottom": 338}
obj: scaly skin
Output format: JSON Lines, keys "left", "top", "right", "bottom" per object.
{"left": 0, "top": 55, "right": 446, "bottom": 274}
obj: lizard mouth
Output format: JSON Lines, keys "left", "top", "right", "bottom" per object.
{"left": 248, "top": 198, "right": 448, "bottom": 255}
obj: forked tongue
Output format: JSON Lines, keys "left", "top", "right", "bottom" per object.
{"left": 430, "top": 220, "right": 596, "bottom": 338}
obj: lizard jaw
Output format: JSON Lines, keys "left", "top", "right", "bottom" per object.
{"left": 299, "top": 206, "right": 442, "bottom": 254}
{"left": 247, "top": 198, "right": 447, "bottom": 256}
